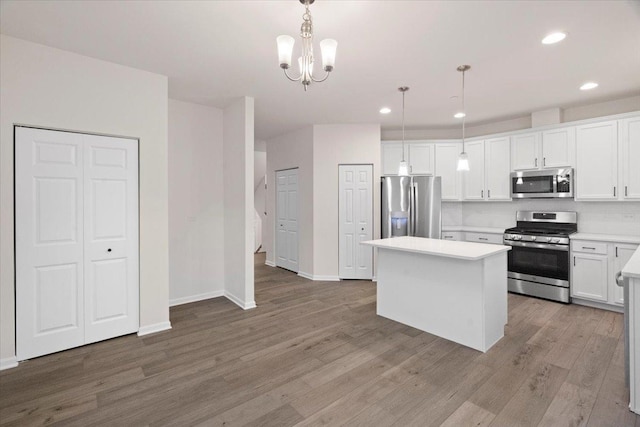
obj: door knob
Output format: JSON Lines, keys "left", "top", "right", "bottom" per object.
{"left": 107, "top": 248, "right": 112, "bottom": 252}
{"left": 361, "top": 228, "right": 364, "bottom": 231}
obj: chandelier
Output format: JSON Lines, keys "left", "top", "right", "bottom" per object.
{"left": 456, "top": 65, "right": 471, "bottom": 171}
{"left": 276, "top": 0, "right": 337, "bottom": 91}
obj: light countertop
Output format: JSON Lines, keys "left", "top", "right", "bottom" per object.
{"left": 623, "top": 246, "right": 640, "bottom": 280}
{"left": 571, "top": 233, "right": 640, "bottom": 245}
{"left": 361, "top": 236, "right": 511, "bottom": 261}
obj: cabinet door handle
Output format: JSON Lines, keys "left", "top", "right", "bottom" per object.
{"left": 535, "top": 158, "right": 538, "bottom": 167}
{"left": 626, "top": 186, "right": 628, "bottom": 197}
{"left": 614, "top": 186, "right": 616, "bottom": 197}
{"left": 543, "top": 157, "right": 546, "bottom": 167}
{"left": 444, "top": 236, "right": 453, "bottom": 239}
{"left": 488, "top": 189, "right": 491, "bottom": 198}
{"left": 616, "top": 247, "right": 618, "bottom": 257}
{"left": 481, "top": 190, "right": 484, "bottom": 198}
{"left": 582, "top": 246, "right": 596, "bottom": 250}
{"left": 479, "top": 237, "right": 488, "bottom": 241}
{"left": 574, "top": 256, "right": 576, "bottom": 266}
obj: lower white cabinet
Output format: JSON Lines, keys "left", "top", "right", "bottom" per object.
{"left": 571, "top": 239, "right": 639, "bottom": 308}
{"left": 441, "top": 231, "right": 462, "bottom": 241}
{"left": 464, "top": 232, "right": 503, "bottom": 245}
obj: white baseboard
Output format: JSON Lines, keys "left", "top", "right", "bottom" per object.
{"left": 169, "top": 290, "right": 225, "bottom": 307}
{"left": 571, "top": 298, "right": 623, "bottom": 313}
{"left": 137, "top": 321, "right": 172, "bottom": 337}
{"left": 297, "top": 271, "right": 340, "bottom": 281}
{"left": 0, "top": 356, "right": 18, "bottom": 371}
{"left": 225, "top": 291, "right": 257, "bottom": 310}
{"left": 372, "top": 276, "right": 377, "bottom": 282}
{"left": 265, "top": 260, "right": 276, "bottom": 267}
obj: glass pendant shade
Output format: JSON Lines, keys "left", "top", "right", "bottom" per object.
{"left": 398, "top": 160, "right": 409, "bottom": 176}
{"left": 320, "top": 39, "right": 337, "bottom": 70}
{"left": 277, "top": 35, "right": 295, "bottom": 67}
{"left": 456, "top": 152, "right": 470, "bottom": 171}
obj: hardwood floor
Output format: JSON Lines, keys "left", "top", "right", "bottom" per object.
{"left": 1, "top": 252, "right": 638, "bottom": 426}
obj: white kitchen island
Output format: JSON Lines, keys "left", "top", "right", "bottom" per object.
{"left": 362, "top": 236, "right": 511, "bottom": 353}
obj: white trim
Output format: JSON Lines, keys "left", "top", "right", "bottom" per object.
{"left": 298, "top": 271, "right": 314, "bottom": 280}
{"left": 169, "top": 290, "right": 225, "bottom": 307}
{"left": 137, "top": 321, "right": 172, "bottom": 337}
{"left": 225, "top": 291, "right": 257, "bottom": 310}
{"left": 298, "top": 271, "right": 340, "bottom": 281}
{"left": 0, "top": 357, "right": 18, "bottom": 371}
{"left": 265, "top": 260, "right": 276, "bottom": 267}
{"left": 571, "top": 297, "right": 623, "bottom": 313}
{"left": 372, "top": 276, "right": 377, "bottom": 282}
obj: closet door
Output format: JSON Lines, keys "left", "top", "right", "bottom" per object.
{"left": 16, "top": 127, "right": 139, "bottom": 360}
{"left": 84, "top": 134, "right": 139, "bottom": 344}
{"left": 16, "top": 127, "right": 85, "bottom": 360}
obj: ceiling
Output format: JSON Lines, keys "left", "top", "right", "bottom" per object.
{"left": 1, "top": 0, "right": 639, "bottom": 140}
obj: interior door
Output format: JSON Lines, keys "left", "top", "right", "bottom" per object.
{"left": 16, "top": 127, "right": 139, "bottom": 361}
{"left": 84, "top": 134, "right": 139, "bottom": 344}
{"left": 339, "top": 165, "right": 373, "bottom": 279}
{"left": 276, "top": 168, "right": 299, "bottom": 272}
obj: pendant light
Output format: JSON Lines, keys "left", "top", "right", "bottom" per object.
{"left": 398, "top": 86, "right": 410, "bottom": 176}
{"left": 456, "top": 65, "right": 471, "bottom": 171}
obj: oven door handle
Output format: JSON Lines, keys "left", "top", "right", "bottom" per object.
{"left": 503, "top": 240, "right": 569, "bottom": 252}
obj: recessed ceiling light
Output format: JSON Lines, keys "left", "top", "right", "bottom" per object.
{"left": 580, "top": 82, "right": 599, "bottom": 91}
{"left": 379, "top": 107, "right": 391, "bottom": 114}
{"left": 454, "top": 112, "right": 466, "bottom": 119}
{"left": 542, "top": 32, "right": 567, "bottom": 45}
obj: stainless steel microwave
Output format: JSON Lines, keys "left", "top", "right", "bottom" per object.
{"left": 510, "top": 168, "right": 573, "bottom": 199}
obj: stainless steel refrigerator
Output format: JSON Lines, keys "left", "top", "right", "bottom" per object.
{"left": 381, "top": 175, "right": 442, "bottom": 239}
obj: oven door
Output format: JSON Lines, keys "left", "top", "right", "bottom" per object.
{"left": 505, "top": 242, "right": 570, "bottom": 287}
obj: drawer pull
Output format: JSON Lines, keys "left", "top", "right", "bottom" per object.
{"left": 479, "top": 237, "right": 489, "bottom": 241}
{"left": 581, "top": 246, "right": 596, "bottom": 250}
{"left": 444, "top": 236, "right": 453, "bottom": 239}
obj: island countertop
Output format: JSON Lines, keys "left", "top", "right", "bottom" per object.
{"left": 362, "top": 236, "right": 511, "bottom": 261}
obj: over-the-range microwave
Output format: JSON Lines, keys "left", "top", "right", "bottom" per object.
{"left": 510, "top": 168, "right": 573, "bottom": 199}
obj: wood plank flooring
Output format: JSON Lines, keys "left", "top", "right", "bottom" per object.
{"left": 1, "top": 252, "right": 638, "bottom": 426}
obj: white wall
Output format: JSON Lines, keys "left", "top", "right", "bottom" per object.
{"left": 168, "top": 99, "right": 225, "bottom": 305}
{"left": 265, "top": 127, "right": 314, "bottom": 272}
{"left": 461, "top": 200, "right": 640, "bottom": 236}
{"left": 0, "top": 35, "right": 170, "bottom": 364}
{"left": 312, "top": 124, "right": 382, "bottom": 279}
{"left": 223, "top": 97, "right": 256, "bottom": 309}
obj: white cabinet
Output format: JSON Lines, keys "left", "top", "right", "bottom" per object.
{"left": 511, "top": 132, "right": 540, "bottom": 170}
{"left": 575, "top": 121, "right": 618, "bottom": 200}
{"left": 620, "top": 117, "right": 640, "bottom": 200}
{"left": 464, "top": 232, "right": 503, "bottom": 245}
{"left": 485, "top": 137, "right": 511, "bottom": 200}
{"left": 614, "top": 244, "right": 639, "bottom": 304}
{"left": 441, "top": 231, "right": 462, "bottom": 241}
{"left": 435, "top": 143, "right": 462, "bottom": 200}
{"left": 462, "top": 139, "right": 511, "bottom": 201}
{"left": 511, "top": 128, "right": 575, "bottom": 171}
{"left": 572, "top": 250, "right": 609, "bottom": 302}
{"left": 571, "top": 239, "right": 639, "bottom": 308}
{"left": 381, "top": 143, "right": 404, "bottom": 176}
{"left": 381, "top": 141, "right": 434, "bottom": 176}
{"left": 463, "top": 140, "right": 485, "bottom": 200}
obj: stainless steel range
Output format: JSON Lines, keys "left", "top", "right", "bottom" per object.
{"left": 503, "top": 211, "right": 577, "bottom": 303}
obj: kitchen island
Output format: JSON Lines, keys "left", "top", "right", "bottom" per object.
{"left": 362, "top": 236, "right": 511, "bottom": 352}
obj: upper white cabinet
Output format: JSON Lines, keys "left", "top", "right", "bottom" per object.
{"left": 408, "top": 143, "right": 435, "bottom": 175}
{"left": 575, "top": 120, "right": 618, "bottom": 200}
{"left": 511, "top": 132, "right": 540, "bottom": 170}
{"left": 381, "top": 143, "right": 404, "bottom": 176}
{"left": 511, "top": 128, "right": 575, "bottom": 171}
{"left": 620, "top": 117, "right": 640, "bottom": 200}
{"left": 485, "top": 137, "right": 511, "bottom": 200}
{"left": 462, "top": 138, "right": 511, "bottom": 201}
{"left": 463, "top": 140, "right": 486, "bottom": 200}
{"left": 381, "top": 141, "right": 434, "bottom": 176}
{"left": 435, "top": 143, "right": 462, "bottom": 200}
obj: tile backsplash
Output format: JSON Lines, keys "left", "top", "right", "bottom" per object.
{"left": 444, "top": 200, "right": 640, "bottom": 236}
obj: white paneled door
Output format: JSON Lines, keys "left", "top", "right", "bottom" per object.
{"left": 276, "top": 168, "right": 299, "bottom": 272}
{"left": 16, "top": 127, "right": 139, "bottom": 361}
{"left": 339, "top": 165, "right": 373, "bottom": 280}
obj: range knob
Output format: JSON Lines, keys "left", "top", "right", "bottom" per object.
{"left": 546, "top": 237, "right": 552, "bottom": 243}
{"left": 531, "top": 236, "right": 537, "bottom": 241}
{"left": 551, "top": 238, "right": 560, "bottom": 243}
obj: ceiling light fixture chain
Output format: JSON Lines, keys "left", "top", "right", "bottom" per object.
{"left": 276, "top": 0, "right": 337, "bottom": 91}
{"left": 398, "top": 86, "right": 410, "bottom": 176}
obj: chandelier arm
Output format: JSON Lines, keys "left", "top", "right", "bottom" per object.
{"left": 283, "top": 67, "right": 302, "bottom": 82}
{"left": 310, "top": 71, "right": 331, "bottom": 83}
